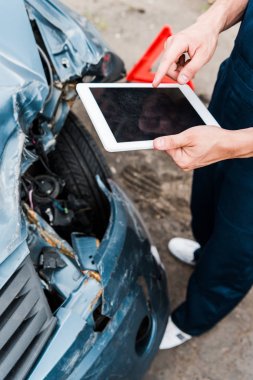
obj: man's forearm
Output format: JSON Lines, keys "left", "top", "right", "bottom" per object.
{"left": 228, "top": 128, "right": 253, "bottom": 159}
{"left": 197, "top": 0, "right": 249, "bottom": 35}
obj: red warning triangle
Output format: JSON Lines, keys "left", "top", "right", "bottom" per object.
{"left": 127, "top": 25, "right": 194, "bottom": 89}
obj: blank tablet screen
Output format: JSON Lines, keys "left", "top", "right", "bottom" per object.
{"left": 90, "top": 87, "right": 205, "bottom": 142}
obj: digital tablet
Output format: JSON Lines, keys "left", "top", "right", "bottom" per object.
{"left": 76, "top": 83, "right": 219, "bottom": 152}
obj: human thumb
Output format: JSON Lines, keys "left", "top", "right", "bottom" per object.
{"left": 153, "top": 133, "right": 187, "bottom": 151}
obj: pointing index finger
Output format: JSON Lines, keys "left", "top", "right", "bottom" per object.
{"left": 152, "top": 37, "right": 188, "bottom": 87}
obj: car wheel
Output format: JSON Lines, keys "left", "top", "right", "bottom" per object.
{"left": 51, "top": 111, "right": 111, "bottom": 238}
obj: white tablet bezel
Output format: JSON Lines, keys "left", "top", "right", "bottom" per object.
{"left": 76, "top": 83, "right": 219, "bottom": 152}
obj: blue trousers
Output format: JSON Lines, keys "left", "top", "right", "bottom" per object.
{"left": 172, "top": 1, "right": 253, "bottom": 336}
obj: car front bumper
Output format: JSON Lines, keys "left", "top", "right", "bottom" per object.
{"left": 29, "top": 179, "right": 169, "bottom": 380}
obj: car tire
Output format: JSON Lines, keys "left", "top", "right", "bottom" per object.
{"left": 51, "top": 111, "right": 111, "bottom": 238}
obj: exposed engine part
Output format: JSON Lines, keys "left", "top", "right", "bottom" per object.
{"left": 40, "top": 247, "right": 67, "bottom": 271}
{"left": 45, "top": 208, "right": 54, "bottom": 224}
{"left": 22, "top": 171, "right": 75, "bottom": 229}
{"left": 24, "top": 203, "right": 75, "bottom": 260}
{"left": 22, "top": 168, "right": 96, "bottom": 239}
{"left": 39, "top": 247, "right": 67, "bottom": 285}
{"left": 25, "top": 203, "right": 101, "bottom": 298}
{"left": 21, "top": 112, "right": 110, "bottom": 311}
{"left": 31, "top": 121, "right": 56, "bottom": 154}
{"left": 32, "top": 175, "right": 61, "bottom": 204}
{"left": 25, "top": 204, "right": 83, "bottom": 298}
{"left": 50, "top": 203, "right": 74, "bottom": 227}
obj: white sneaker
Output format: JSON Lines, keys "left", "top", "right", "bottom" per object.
{"left": 168, "top": 237, "right": 200, "bottom": 266}
{"left": 160, "top": 317, "right": 192, "bottom": 350}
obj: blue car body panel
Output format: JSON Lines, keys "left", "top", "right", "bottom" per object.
{"left": 0, "top": 0, "right": 48, "bottom": 277}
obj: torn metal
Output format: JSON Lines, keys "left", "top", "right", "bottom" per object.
{"left": 25, "top": 0, "right": 108, "bottom": 82}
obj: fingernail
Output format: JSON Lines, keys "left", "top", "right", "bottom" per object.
{"left": 178, "top": 74, "right": 188, "bottom": 84}
{"left": 152, "top": 78, "right": 158, "bottom": 87}
{"left": 154, "top": 138, "right": 165, "bottom": 149}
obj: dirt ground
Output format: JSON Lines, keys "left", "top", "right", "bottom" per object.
{"left": 63, "top": 1, "right": 253, "bottom": 379}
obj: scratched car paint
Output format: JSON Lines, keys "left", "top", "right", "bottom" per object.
{"left": 0, "top": 1, "right": 169, "bottom": 379}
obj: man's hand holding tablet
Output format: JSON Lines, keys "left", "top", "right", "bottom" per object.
{"left": 153, "top": 125, "right": 237, "bottom": 170}
{"left": 76, "top": 83, "right": 219, "bottom": 153}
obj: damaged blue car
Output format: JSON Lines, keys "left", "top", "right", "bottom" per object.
{"left": 0, "top": 1, "right": 169, "bottom": 379}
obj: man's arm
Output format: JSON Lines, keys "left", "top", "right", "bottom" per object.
{"left": 153, "top": 126, "right": 253, "bottom": 171}
{"left": 202, "top": 0, "right": 249, "bottom": 32}
{"left": 153, "top": 0, "right": 249, "bottom": 87}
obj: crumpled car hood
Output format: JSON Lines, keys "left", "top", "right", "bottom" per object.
{"left": 25, "top": 0, "right": 108, "bottom": 82}
{"left": 0, "top": 0, "right": 48, "bottom": 268}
